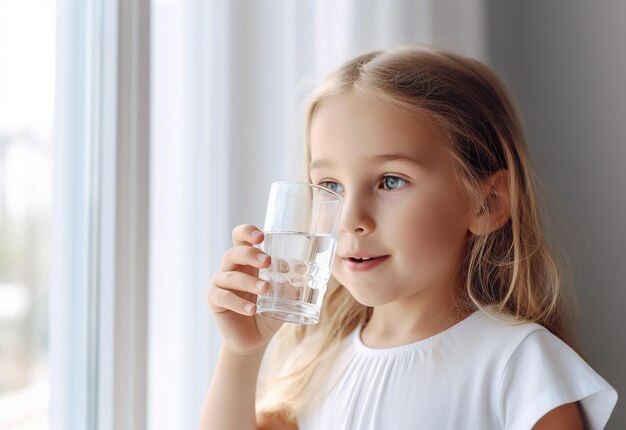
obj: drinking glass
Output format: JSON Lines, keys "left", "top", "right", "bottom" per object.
{"left": 256, "top": 181, "right": 343, "bottom": 324}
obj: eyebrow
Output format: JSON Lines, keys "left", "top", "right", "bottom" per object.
{"left": 310, "top": 152, "right": 423, "bottom": 169}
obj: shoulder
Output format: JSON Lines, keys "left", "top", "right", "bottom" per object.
{"left": 448, "top": 308, "right": 547, "bottom": 359}
{"left": 483, "top": 313, "right": 618, "bottom": 430}
{"left": 446, "top": 309, "right": 617, "bottom": 429}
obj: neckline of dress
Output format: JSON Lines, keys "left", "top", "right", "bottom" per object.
{"left": 352, "top": 309, "right": 482, "bottom": 356}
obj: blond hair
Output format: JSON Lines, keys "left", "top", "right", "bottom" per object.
{"left": 257, "top": 45, "right": 576, "bottom": 422}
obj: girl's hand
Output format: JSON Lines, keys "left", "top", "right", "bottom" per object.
{"left": 208, "top": 224, "right": 283, "bottom": 355}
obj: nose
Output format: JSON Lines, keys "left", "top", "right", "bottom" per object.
{"left": 340, "top": 192, "right": 375, "bottom": 236}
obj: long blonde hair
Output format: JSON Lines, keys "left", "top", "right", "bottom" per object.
{"left": 257, "top": 45, "right": 576, "bottom": 422}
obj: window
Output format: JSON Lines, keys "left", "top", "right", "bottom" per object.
{"left": 0, "top": 1, "right": 55, "bottom": 428}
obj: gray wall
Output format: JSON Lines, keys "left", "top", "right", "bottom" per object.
{"left": 487, "top": 1, "right": 625, "bottom": 427}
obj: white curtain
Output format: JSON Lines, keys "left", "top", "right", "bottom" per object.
{"left": 149, "top": 1, "right": 485, "bottom": 428}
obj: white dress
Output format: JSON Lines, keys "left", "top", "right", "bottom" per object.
{"left": 297, "top": 309, "right": 618, "bottom": 429}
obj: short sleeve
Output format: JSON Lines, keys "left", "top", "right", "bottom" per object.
{"left": 498, "top": 329, "right": 618, "bottom": 430}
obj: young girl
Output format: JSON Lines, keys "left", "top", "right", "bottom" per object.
{"left": 201, "top": 46, "right": 618, "bottom": 429}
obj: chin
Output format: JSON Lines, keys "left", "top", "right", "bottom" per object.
{"left": 341, "top": 283, "right": 392, "bottom": 307}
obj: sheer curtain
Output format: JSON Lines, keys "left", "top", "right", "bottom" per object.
{"left": 52, "top": 0, "right": 149, "bottom": 429}
{"left": 52, "top": 0, "right": 119, "bottom": 428}
{"left": 148, "top": 0, "right": 486, "bottom": 428}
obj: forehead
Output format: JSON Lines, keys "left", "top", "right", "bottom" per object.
{"left": 309, "top": 94, "right": 446, "bottom": 166}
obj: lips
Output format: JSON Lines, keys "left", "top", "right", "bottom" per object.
{"left": 349, "top": 256, "right": 378, "bottom": 262}
{"left": 342, "top": 254, "right": 390, "bottom": 271}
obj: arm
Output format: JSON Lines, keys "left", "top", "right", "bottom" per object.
{"left": 199, "top": 346, "right": 299, "bottom": 430}
{"left": 199, "top": 347, "right": 266, "bottom": 430}
{"left": 532, "top": 401, "right": 584, "bottom": 430}
{"left": 200, "top": 225, "right": 284, "bottom": 429}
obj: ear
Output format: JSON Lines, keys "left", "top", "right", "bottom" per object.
{"left": 468, "top": 170, "right": 511, "bottom": 236}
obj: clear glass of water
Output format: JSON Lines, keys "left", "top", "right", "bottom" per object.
{"left": 256, "top": 181, "right": 343, "bottom": 324}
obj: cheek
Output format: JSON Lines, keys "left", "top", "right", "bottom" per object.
{"left": 396, "top": 196, "right": 469, "bottom": 269}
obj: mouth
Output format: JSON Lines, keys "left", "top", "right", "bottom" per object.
{"left": 349, "top": 256, "right": 374, "bottom": 262}
{"left": 342, "top": 255, "right": 390, "bottom": 271}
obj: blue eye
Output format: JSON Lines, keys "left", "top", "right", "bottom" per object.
{"left": 381, "top": 176, "right": 407, "bottom": 190}
{"left": 319, "top": 181, "right": 344, "bottom": 193}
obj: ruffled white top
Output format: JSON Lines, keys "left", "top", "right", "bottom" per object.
{"left": 297, "top": 309, "right": 618, "bottom": 429}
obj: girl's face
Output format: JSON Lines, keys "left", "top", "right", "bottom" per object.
{"left": 309, "top": 94, "right": 472, "bottom": 307}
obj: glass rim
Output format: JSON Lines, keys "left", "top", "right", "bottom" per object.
{"left": 271, "top": 180, "right": 343, "bottom": 201}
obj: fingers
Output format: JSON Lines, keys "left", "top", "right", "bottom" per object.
{"left": 209, "top": 287, "right": 258, "bottom": 315}
{"left": 212, "top": 271, "right": 269, "bottom": 296}
{"left": 232, "top": 224, "right": 265, "bottom": 246}
{"left": 220, "top": 244, "right": 271, "bottom": 272}
{"left": 209, "top": 271, "right": 269, "bottom": 315}
{"left": 208, "top": 223, "right": 272, "bottom": 316}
